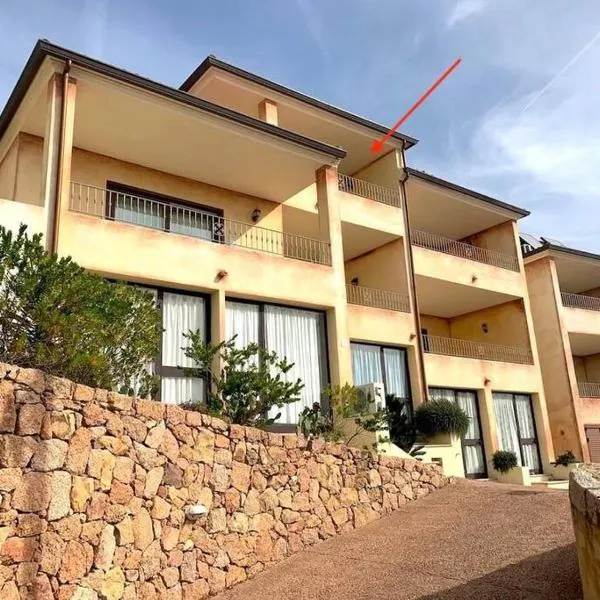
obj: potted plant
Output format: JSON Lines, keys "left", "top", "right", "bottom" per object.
{"left": 551, "top": 450, "right": 579, "bottom": 480}
{"left": 492, "top": 450, "right": 518, "bottom": 474}
{"left": 414, "top": 399, "right": 470, "bottom": 442}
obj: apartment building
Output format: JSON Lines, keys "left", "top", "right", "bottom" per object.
{"left": 523, "top": 239, "right": 600, "bottom": 462}
{"left": 0, "top": 40, "right": 555, "bottom": 479}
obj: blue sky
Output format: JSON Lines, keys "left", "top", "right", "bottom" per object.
{"left": 2, "top": 0, "right": 600, "bottom": 249}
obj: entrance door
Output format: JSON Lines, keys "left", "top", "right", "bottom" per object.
{"left": 429, "top": 388, "right": 486, "bottom": 478}
{"left": 493, "top": 393, "right": 541, "bottom": 473}
{"left": 586, "top": 426, "right": 600, "bottom": 462}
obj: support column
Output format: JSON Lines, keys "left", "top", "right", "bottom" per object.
{"left": 40, "top": 74, "right": 63, "bottom": 250}
{"left": 479, "top": 387, "right": 499, "bottom": 471}
{"left": 52, "top": 74, "right": 77, "bottom": 254}
{"left": 210, "top": 289, "right": 226, "bottom": 389}
{"left": 258, "top": 99, "right": 278, "bottom": 126}
{"left": 316, "top": 165, "right": 352, "bottom": 386}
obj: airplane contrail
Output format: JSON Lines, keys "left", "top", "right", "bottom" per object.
{"left": 521, "top": 28, "right": 600, "bottom": 113}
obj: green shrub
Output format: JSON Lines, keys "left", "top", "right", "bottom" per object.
{"left": 492, "top": 450, "right": 518, "bottom": 473}
{"left": 181, "top": 334, "right": 303, "bottom": 427}
{"left": 297, "top": 402, "right": 334, "bottom": 439}
{"left": 414, "top": 399, "right": 470, "bottom": 438}
{"left": 387, "top": 395, "right": 425, "bottom": 458}
{"left": 554, "top": 450, "right": 576, "bottom": 467}
{"left": 0, "top": 225, "right": 161, "bottom": 391}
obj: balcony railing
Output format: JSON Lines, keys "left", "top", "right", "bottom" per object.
{"left": 70, "top": 183, "right": 331, "bottom": 266}
{"left": 346, "top": 284, "right": 411, "bottom": 313}
{"left": 422, "top": 334, "right": 533, "bottom": 365}
{"left": 337, "top": 174, "right": 401, "bottom": 208}
{"left": 411, "top": 229, "right": 520, "bottom": 272}
{"left": 561, "top": 292, "right": 600, "bottom": 312}
{"left": 578, "top": 381, "right": 600, "bottom": 398}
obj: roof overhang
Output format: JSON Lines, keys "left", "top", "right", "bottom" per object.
{"left": 1, "top": 41, "right": 346, "bottom": 203}
{"left": 405, "top": 168, "right": 529, "bottom": 239}
{"left": 181, "top": 56, "right": 418, "bottom": 173}
{"left": 525, "top": 244, "right": 600, "bottom": 293}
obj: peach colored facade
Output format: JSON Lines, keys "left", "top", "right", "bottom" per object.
{"left": 525, "top": 246, "right": 600, "bottom": 462}
{"left": 0, "top": 41, "right": 557, "bottom": 479}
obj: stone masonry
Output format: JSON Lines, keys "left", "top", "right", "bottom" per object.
{"left": 0, "top": 363, "right": 450, "bottom": 599}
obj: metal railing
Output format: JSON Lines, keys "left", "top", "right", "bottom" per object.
{"left": 578, "top": 381, "right": 600, "bottom": 398}
{"left": 411, "top": 229, "right": 520, "bottom": 271}
{"left": 346, "top": 284, "right": 411, "bottom": 313}
{"left": 70, "top": 182, "right": 331, "bottom": 266}
{"left": 337, "top": 173, "right": 401, "bottom": 208}
{"left": 422, "top": 334, "right": 534, "bottom": 365}
{"left": 561, "top": 292, "right": 600, "bottom": 312}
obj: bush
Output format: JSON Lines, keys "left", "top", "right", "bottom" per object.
{"left": 0, "top": 225, "right": 161, "bottom": 391}
{"left": 554, "top": 450, "right": 576, "bottom": 467}
{"left": 492, "top": 450, "right": 518, "bottom": 473}
{"left": 297, "top": 402, "right": 334, "bottom": 439}
{"left": 181, "top": 334, "right": 304, "bottom": 427}
{"left": 414, "top": 399, "right": 470, "bottom": 438}
{"left": 387, "top": 395, "right": 425, "bottom": 458}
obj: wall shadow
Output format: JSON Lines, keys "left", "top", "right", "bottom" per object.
{"left": 416, "top": 544, "right": 582, "bottom": 600}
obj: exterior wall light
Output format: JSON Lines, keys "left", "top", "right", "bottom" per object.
{"left": 216, "top": 270, "right": 228, "bottom": 281}
{"left": 185, "top": 504, "right": 208, "bottom": 520}
{"left": 484, "top": 377, "right": 491, "bottom": 386}
{"left": 350, "top": 277, "right": 359, "bottom": 285}
{"left": 251, "top": 208, "right": 262, "bottom": 223}
{"left": 471, "top": 274, "right": 478, "bottom": 283}
{"left": 481, "top": 323, "right": 489, "bottom": 334}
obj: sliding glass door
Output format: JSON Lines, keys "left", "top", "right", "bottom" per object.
{"left": 226, "top": 300, "right": 328, "bottom": 424}
{"left": 429, "top": 388, "right": 486, "bottom": 478}
{"left": 493, "top": 392, "right": 541, "bottom": 473}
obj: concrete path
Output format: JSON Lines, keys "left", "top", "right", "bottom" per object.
{"left": 214, "top": 480, "right": 581, "bottom": 600}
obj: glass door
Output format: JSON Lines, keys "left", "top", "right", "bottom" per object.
{"left": 429, "top": 388, "right": 486, "bottom": 478}
{"left": 493, "top": 392, "right": 541, "bottom": 473}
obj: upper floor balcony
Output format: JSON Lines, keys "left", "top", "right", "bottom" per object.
{"left": 337, "top": 174, "right": 401, "bottom": 208}
{"left": 578, "top": 381, "right": 600, "bottom": 398}
{"left": 561, "top": 292, "right": 600, "bottom": 337}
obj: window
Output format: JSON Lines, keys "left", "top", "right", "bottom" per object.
{"left": 351, "top": 343, "right": 411, "bottom": 405}
{"left": 106, "top": 182, "right": 223, "bottom": 242}
{"left": 226, "top": 300, "right": 328, "bottom": 424}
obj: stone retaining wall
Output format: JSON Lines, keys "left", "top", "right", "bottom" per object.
{"left": 570, "top": 465, "right": 600, "bottom": 600}
{"left": 0, "top": 363, "right": 450, "bottom": 599}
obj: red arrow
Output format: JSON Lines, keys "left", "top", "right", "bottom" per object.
{"left": 371, "top": 58, "right": 462, "bottom": 153}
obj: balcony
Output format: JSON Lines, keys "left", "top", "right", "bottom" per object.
{"left": 578, "top": 381, "right": 600, "bottom": 398}
{"left": 412, "top": 229, "right": 519, "bottom": 272}
{"left": 346, "top": 284, "right": 410, "bottom": 313}
{"left": 562, "top": 292, "right": 600, "bottom": 312}
{"left": 337, "top": 174, "right": 401, "bottom": 208}
{"left": 70, "top": 183, "right": 331, "bottom": 265}
{"left": 422, "top": 334, "right": 533, "bottom": 365}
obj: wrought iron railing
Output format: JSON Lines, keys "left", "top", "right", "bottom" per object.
{"left": 70, "top": 183, "right": 331, "bottom": 265}
{"left": 422, "top": 334, "right": 533, "bottom": 365}
{"left": 411, "top": 229, "right": 520, "bottom": 271}
{"left": 346, "top": 284, "right": 411, "bottom": 313}
{"left": 337, "top": 174, "right": 401, "bottom": 208}
{"left": 561, "top": 292, "right": 600, "bottom": 312}
{"left": 578, "top": 381, "right": 600, "bottom": 398}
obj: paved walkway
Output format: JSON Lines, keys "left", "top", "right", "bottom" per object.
{"left": 214, "top": 480, "right": 581, "bottom": 600}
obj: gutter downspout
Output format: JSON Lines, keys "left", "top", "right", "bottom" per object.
{"left": 49, "top": 58, "right": 71, "bottom": 254}
{"left": 399, "top": 165, "right": 428, "bottom": 402}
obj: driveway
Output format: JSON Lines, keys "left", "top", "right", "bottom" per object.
{"left": 214, "top": 480, "right": 581, "bottom": 600}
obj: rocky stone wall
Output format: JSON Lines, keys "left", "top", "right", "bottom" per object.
{"left": 0, "top": 363, "right": 450, "bottom": 599}
{"left": 570, "top": 465, "right": 600, "bottom": 600}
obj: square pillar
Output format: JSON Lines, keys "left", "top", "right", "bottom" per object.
{"left": 210, "top": 289, "right": 226, "bottom": 387}
{"left": 479, "top": 388, "right": 499, "bottom": 472}
{"left": 258, "top": 99, "right": 278, "bottom": 126}
{"left": 316, "top": 165, "right": 352, "bottom": 386}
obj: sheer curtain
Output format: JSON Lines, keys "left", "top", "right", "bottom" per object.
{"left": 115, "top": 193, "right": 165, "bottom": 229}
{"left": 226, "top": 301, "right": 260, "bottom": 348}
{"left": 351, "top": 344, "right": 383, "bottom": 387}
{"left": 429, "top": 388, "right": 454, "bottom": 402}
{"left": 264, "top": 305, "right": 326, "bottom": 423}
{"left": 515, "top": 395, "right": 540, "bottom": 472}
{"left": 456, "top": 391, "right": 485, "bottom": 476}
{"left": 160, "top": 292, "right": 205, "bottom": 404}
{"left": 382, "top": 348, "right": 410, "bottom": 399}
{"left": 493, "top": 393, "right": 522, "bottom": 465}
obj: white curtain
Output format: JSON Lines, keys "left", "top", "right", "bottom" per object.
{"left": 162, "top": 292, "right": 205, "bottom": 368}
{"left": 493, "top": 393, "right": 522, "bottom": 465}
{"left": 456, "top": 391, "right": 485, "bottom": 476}
{"left": 383, "top": 348, "right": 410, "bottom": 399}
{"left": 161, "top": 377, "right": 204, "bottom": 405}
{"left": 226, "top": 301, "right": 260, "bottom": 348}
{"left": 351, "top": 344, "right": 384, "bottom": 387}
{"left": 115, "top": 194, "right": 165, "bottom": 229}
{"left": 169, "top": 207, "right": 214, "bottom": 241}
{"left": 264, "top": 305, "right": 326, "bottom": 424}
{"left": 515, "top": 394, "right": 540, "bottom": 472}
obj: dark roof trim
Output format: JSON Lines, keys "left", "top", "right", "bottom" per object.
{"left": 405, "top": 167, "right": 530, "bottom": 218}
{"left": 525, "top": 242, "right": 600, "bottom": 263}
{"left": 180, "top": 55, "right": 419, "bottom": 150}
{"left": 0, "top": 40, "right": 347, "bottom": 161}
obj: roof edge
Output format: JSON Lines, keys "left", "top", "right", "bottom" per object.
{"left": 405, "top": 167, "right": 530, "bottom": 218}
{"left": 180, "top": 55, "right": 419, "bottom": 150}
{"left": 0, "top": 40, "right": 347, "bottom": 161}
{"left": 524, "top": 242, "right": 600, "bottom": 263}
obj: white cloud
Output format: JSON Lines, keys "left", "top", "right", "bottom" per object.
{"left": 446, "top": 0, "right": 488, "bottom": 29}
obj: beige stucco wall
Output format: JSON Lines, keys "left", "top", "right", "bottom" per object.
{"left": 525, "top": 257, "right": 585, "bottom": 459}
{"left": 0, "top": 133, "right": 44, "bottom": 206}
{"left": 0, "top": 136, "right": 18, "bottom": 200}
{"left": 0, "top": 198, "right": 45, "bottom": 237}
{"left": 465, "top": 220, "right": 518, "bottom": 258}
{"left": 563, "top": 306, "right": 600, "bottom": 337}
{"left": 574, "top": 354, "right": 600, "bottom": 384}
{"left": 344, "top": 239, "right": 408, "bottom": 292}
{"left": 420, "top": 315, "right": 451, "bottom": 337}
